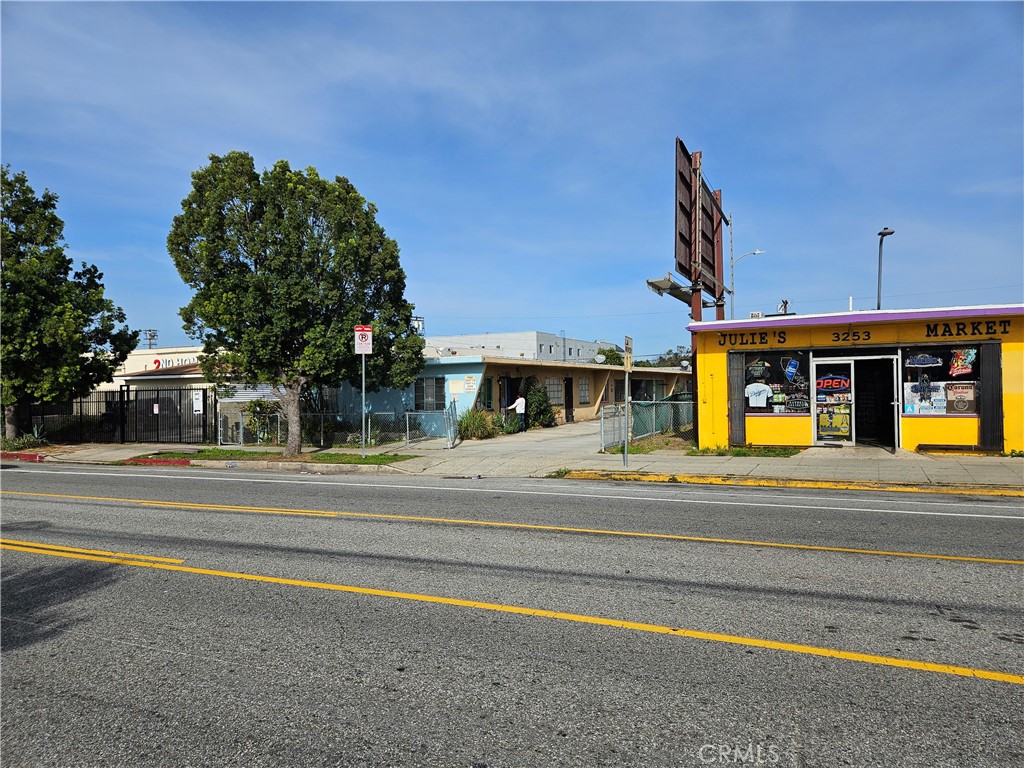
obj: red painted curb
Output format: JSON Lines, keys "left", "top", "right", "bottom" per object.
{"left": 0, "top": 451, "right": 47, "bottom": 462}
{"left": 124, "top": 458, "right": 192, "bottom": 466}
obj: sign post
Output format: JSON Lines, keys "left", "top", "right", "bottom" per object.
{"left": 623, "top": 336, "right": 633, "bottom": 468}
{"left": 355, "top": 325, "right": 373, "bottom": 457}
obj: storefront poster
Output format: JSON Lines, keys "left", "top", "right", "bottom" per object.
{"left": 903, "top": 382, "right": 948, "bottom": 414}
{"left": 949, "top": 348, "right": 977, "bottom": 377}
{"left": 945, "top": 382, "right": 976, "bottom": 413}
{"left": 817, "top": 404, "right": 851, "bottom": 439}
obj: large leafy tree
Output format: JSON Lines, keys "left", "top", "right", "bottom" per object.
{"left": 1, "top": 166, "right": 138, "bottom": 439}
{"left": 167, "top": 151, "right": 424, "bottom": 457}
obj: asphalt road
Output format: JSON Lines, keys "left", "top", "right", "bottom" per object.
{"left": 1, "top": 463, "right": 1022, "bottom": 767}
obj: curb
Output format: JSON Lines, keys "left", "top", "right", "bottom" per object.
{"left": 0, "top": 451, "right": 48, "bottom": 463}
{"left": 562, "top": 470, "right": 1024, "bottom": 497}
{"left": 3, "top": 453, "right": 1019, "bottom": 496}
{"left": 189, "top": 460, "right": 401, "bottom": 474}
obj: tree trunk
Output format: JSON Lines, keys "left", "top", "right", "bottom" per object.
{"left": 4, "top": 404, "right": 19, "bottom": 440}
{"left": 282, "top": 381, "right": 305, "bottom": 457}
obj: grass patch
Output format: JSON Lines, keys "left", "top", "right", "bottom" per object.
{"left": 309, "top": 453, "right": 415, "bottom": 465}
{"left": 686, "top": 446, "right": 802, "bottom": 458}
{"left": 603, "top": 433, "right": 695, "bottom": 455}
{"left": 138, "top": 448, "right": 414, "bottom": 464}
{"left": 546, "top": 467, "right": 572, "bottom": 478}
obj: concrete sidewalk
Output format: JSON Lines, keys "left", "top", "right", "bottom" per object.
{"left": 2, "top": 420, "right": 1022, "bottom": 496}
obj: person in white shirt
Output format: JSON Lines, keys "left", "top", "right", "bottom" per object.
{"left": 506, "top": 394, "right": 527, "bottom": 432}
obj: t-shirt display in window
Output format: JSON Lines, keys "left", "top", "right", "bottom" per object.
{"left": 739, "top": 351, "right": 811, "bottom": 414}
{"left": 744, "top": 382, "right": 774, "bottom": 408}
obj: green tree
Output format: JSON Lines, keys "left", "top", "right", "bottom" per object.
{"left": 167, "top": 151, "right": 424, "bottom": 457}
{"left": 595, "top": 347, "right": 624, "bottom": 366}
{"left": 1, "top": 166, "right": 137, "bottom": 439}
{"left": 653, "top": 345, "right": 692, "bottom": 367}
{"left": 523, "top": 376, "right": 556, "bottom": 428}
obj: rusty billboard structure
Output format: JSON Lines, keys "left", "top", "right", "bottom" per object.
{"left": 674, "top": 137, "right": 729, "bottom": 322}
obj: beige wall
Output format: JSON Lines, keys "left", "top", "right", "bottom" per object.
{"left": 477, "top": 359, "right": 686, "bottom": 423}
{"left": 115, "top": 346, "right": 203, "bottom": 376}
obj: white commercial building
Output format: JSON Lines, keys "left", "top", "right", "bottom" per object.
{"left": 424, "top": 331, "right": 618, "bottom": 363}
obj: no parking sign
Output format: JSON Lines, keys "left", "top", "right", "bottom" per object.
{"left": 355, "top": 325, "right": 373, "bottom": 354}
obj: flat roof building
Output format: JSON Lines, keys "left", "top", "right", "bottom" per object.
{"left": 688, "top": 304, "right": 1023, "bottom": 453}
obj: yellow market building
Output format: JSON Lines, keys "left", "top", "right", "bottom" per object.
{"left": 688, "top": 304, "right": 1023, "bottom": 453}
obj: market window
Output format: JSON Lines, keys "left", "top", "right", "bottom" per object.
{"left": 545, "top": 377, "right": 563, "bottom": 405}
{"left": 414, "top": 377, "right": 447, "bottom": 411}
{"left": 579, "top": 378, "right": 590, "bottom": 405}
{"left": 742, "top": 352, "right": 810, "bottom": 414}
{"left": 902, "top": 345, "right": 982, "bottom": 415}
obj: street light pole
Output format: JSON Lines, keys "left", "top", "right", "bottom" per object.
{"left": 876, "top": 227, "right": 895, "bottom": 310}
{"left": 729, "top": 249, "right": 766, "bottom": 319}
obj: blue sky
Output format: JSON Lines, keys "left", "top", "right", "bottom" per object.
{"left": 3, "top": 1, "right": 1022, "bottom": 359}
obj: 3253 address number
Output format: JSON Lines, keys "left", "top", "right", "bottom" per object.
{"left": 831, "top": 330, "right": 872, "bottom": 342}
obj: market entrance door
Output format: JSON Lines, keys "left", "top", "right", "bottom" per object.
{"left": 853, "top": 358, "right": 898, "bottom": 448}
{"left": 812, "top": 357, "right": 898, "bottom": 448}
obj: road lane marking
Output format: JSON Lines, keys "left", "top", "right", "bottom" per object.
{"left": 2, "top": 490, "right": 338, "bottom": 518}
{"left": 7, "top": 467, "right": 1023, "bottom": 517}
{"left": 3, "top": 491, "right": 1022, "bottom": 565}
{"left": 0, "top": 538, "right": 185, "bottom": 564}
{"left": 2, "top": 540, "right": 1021, "bottom": 687}
{"left": 566, "top": 470, "right": 1024, "bottom": 498}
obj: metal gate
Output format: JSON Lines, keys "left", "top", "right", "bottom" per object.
{"left": 19, "top": 386, "right": 216, "bottom": 444}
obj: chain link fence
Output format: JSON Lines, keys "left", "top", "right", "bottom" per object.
{"left": 218, "top": 407, "right": 458, "bottom": 449}
{"left": 599, "top": 401, "right": 694, "bottom": 451}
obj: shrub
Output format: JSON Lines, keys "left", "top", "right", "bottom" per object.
{"left": 0, "top": 434, "right": 48, "bottom": 452}
{"left": 458, "top": 408, "right": 497, "bottom": 439}
{"left": 523, "top": 376, "right": 556, "bottom": 428}
{"left": 493, "top": 410, "right": 521, "bottom": 435}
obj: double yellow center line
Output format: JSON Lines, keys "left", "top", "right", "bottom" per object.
{"left": 2, "top": 536, "right": 1022, "bottom": 687}
{"left": 4, "top": 490, "right": 1022, "bottom": 565}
